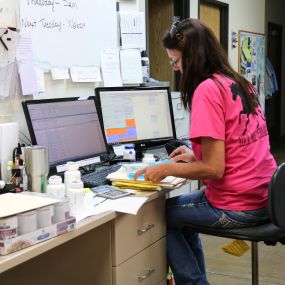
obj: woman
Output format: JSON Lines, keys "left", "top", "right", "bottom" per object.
{"left": 134, "top": 18, "right": 276, "bottom": 285}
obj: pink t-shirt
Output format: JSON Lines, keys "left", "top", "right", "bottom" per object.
{"left": 190, "top": 74, "right": 277, "bottom": 210}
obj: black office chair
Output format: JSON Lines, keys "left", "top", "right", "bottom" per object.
{"left": 185, "top": 163, "right": 285, "bottom": 285}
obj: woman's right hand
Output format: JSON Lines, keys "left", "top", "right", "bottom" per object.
{"left": 169, "top": 146, "right": 196, "bottom": 163}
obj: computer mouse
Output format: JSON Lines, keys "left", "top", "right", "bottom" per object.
{"left": 165, "top": 139, "right": 190, "bottom": 155}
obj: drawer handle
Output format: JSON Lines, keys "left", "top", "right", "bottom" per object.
{"left": 137, "top": 224, "right": 155, "bottom": 235}
{"left": 138, "top": 268, "right": 155, "bottom": 281}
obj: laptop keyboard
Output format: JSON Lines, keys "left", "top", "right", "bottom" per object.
{"left": 81, "top": 164, "right": 121, "bottom": 187}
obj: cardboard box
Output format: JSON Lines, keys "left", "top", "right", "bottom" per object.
{"left": 0, "top": 216, "right": 76, "bottom": 255}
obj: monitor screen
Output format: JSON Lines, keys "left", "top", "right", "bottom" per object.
{"left": 95, "top": 86, "right": 176, "bottom": 150}
{"left": 22, "top": 97, "right": 108, "bottom": 172}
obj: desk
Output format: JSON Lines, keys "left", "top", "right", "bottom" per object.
{"left": 0, "top": 191, "right": 166, "bottom": 285}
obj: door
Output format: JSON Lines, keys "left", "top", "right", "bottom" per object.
{"left": 199, "top": 0, "right": 229, "bottom": 53}
{"left": 200, "top": 2, "right": 221, "bottom": 41}
{"left": 266, "top": 22, "right": 282, "bottom": 139}
{"left": 148, "top": 0, "right": 174, "bottom": 88}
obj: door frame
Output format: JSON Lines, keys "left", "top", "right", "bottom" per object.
{"left": 173, "top": 0, "right": 190, "bottom": 90}
{"left": 174, "top": 0, "right": 190, "bottom": 21}
{"left": 267, "top": 22, "right": 283, "bottom": 138}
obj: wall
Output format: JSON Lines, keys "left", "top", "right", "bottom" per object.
{"left": 224, "top": 0, "right": 266, "bottom": 109}
{"left": 265, "top": 0, "right": 285, "bottom": 136}
{"left": 188, "top": 0, "right": 266, "bottom": 107}
{"left": 222, "top": 0, "right": 266, "bottom": 70}
{"left": 187, "top": 0, "right": 265, "bottom": 70}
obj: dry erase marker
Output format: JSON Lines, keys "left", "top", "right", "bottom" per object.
{"left": 0, "top": 37, "right": 8, "bottom": 51}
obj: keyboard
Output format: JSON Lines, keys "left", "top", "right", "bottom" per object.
{"left": 81, "top": 164, "right": 121, "bottom": 187}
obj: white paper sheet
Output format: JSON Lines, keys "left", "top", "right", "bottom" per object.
{"left": 96, "top": 196, "right": 148, "bottom": 215}
{"left": 112, "top": 145, "right": 126, "bottom": 156}
{"left": 100, "top": 49, "right": 122, "bottom": 87}
{"left": 120, "top": 49, "right": 143, "bottom": 84}
{"left": 16, "top": 32, "right": 38, "bottom": 95}
{"left": 51, "top": 67, "right": 70, "bottom": 80}
{"left": 74, "top": 194, "right": 148, "bottom": 222}
{"left": 120, "top": 12, "right": 146, "bottom": 50}
{"left": 0, "top": 5, "right": 14, "bottom": 27}
{"left": 0, "top": 193, "right": 60, "bottom": 218}
{"left": 0, "top": 62, "right": 14, "bottom": 99}
{"left": 35, "top": 66, "right": 45, "bottom": 93}
{"left": 0, "top": 28, "right": 20, "bottom": 67}
{"left": 70, "top": 66, "right": 101, "bottom": 82}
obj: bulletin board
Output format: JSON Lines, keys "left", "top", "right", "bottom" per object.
{"left": 238, "top": 30, "right": 265, "bottom": 96}
{"left": 19, "top": 0, "right": 118, "bottom": 68}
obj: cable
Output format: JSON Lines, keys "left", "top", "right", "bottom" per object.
{"left": 19, "top": 131, "right": 32, "bottom": 144}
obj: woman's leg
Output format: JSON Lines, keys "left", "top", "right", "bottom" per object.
{"left": 166, "top": 189, "right": 217, "bottom": 285}
{"left": 166, "top": 188, "right": 269, "bottom": 285}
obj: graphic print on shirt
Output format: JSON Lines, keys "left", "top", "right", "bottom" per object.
{"left": 230, "top": 83, "right": 267, "bottom": 146}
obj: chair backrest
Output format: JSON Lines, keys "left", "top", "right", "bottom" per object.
{"left": 268, "top": 163, "right": 285, "bottom": 228}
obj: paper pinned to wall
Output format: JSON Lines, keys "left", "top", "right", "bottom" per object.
{"left": 70, "top": 66, "right": 101, "bottom": 83}
{"left": 51, "top": 67, "right": 70, "bottom": 80}
{"left": 120, "top": 12, "right": 146, "bottom": 50}
{"left": 16, "top": 32, "right": 38, "bottom": 95}
{"left": 100, "top": 49, "right": 122, "bottom": 87}
{"left": 0, "top": 62, "right": 14, "bottom": 99}
{"left": 0, "top": 28, "right": 20, "bottom": 68}
{"left": 0, "top": 4, "right": 15, "bottom": 27}
{"left": 35, "top": 66, "right": 45, "bottom": 93}
{"left": 120, "top": 49, "right": 143, "bottom": 84}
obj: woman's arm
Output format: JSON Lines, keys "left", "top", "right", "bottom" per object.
{"left": 169, "top": 145, "right": 197, "bottom": 162}
{"left": 134, "top": 137, "right": 225, "bottom": 183}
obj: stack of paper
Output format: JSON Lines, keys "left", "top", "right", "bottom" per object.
{"left": 0, "top": 193, "right": 61, "bottom": 218}
{"left": 107, "top": 162, "right": 186, "bottom": 191}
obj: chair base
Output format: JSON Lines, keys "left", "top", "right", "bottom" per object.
{"left": 252, "top": 241, "right": 258, "bottom": 285}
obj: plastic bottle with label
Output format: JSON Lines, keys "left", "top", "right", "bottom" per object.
{"left": 66, "top": 179, "right": 85, "bottom": 215}
{"left": 123, "top": 145, "right": 136, "bottom": 161}
{"left": 46, "top": 175, "right": 65, "bottom": 198}
{"left": 64, "top": 162, "right": 81, "bottom": 196}
{"left": 141, "top": 50, "right": 150, "bottom": 83}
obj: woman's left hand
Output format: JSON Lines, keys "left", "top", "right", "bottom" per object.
{"left": 134, "top": 163, "right": 170, "bottom": 184}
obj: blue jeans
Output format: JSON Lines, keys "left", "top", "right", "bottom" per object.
{"left": 166, "top": 188, "right": 269, "bottom": 285}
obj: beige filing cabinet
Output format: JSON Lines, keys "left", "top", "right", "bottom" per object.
{"left": 112, "top": 196, "right": 167, "bottom": 285}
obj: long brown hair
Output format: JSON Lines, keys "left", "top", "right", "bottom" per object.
{"left": 162, "top": 18, "right": 257, "bottom": 111}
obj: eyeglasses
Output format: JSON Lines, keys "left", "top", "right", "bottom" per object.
{"left": 169, "top": 58, "right": 181, "bottom": 71}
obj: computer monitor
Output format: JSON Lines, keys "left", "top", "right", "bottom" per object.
{"left": 22, "top": 97, "right": 108, "bottom": 172}
{"left": 95, "top": 86, "right": 176, "bottom": 154}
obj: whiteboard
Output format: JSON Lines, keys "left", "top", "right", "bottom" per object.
{"left": 19, "top": 0, "right": 118, "bottom": 67}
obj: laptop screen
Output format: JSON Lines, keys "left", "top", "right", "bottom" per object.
{"left": 22, "top": 97, "right": 108, "bottom": 172}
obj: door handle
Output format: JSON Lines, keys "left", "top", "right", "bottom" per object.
{"left": 137, "top": 223, "right": 155, "bottom": 235}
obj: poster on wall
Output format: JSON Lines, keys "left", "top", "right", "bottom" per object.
{"left": 238, "top": 30, "right": 265, "bottom": 107}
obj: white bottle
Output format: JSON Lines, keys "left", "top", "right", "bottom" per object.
{"left": 46, "top": 175, "right": 65, "bottom": 198}
{"left": 64, "top": 162, "right": 81, "bottom": 195}
{"left": 141, "top": 50, "right": 150, "bottom": 83}
{"left": 67, "top": 179, "right": 85, "bottom": 215}
{"left": 123, "top": 145, "right": 136, "bottom": 161}
{"left": 142, "top": 153, "right": 156, "bottom": 164}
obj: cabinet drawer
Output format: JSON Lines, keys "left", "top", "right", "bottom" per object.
{"left": 112, "top": 196, "right": 166, "bottom": 266}
{"left": 112, "top": 237, "right": 166, "bottom": 285}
